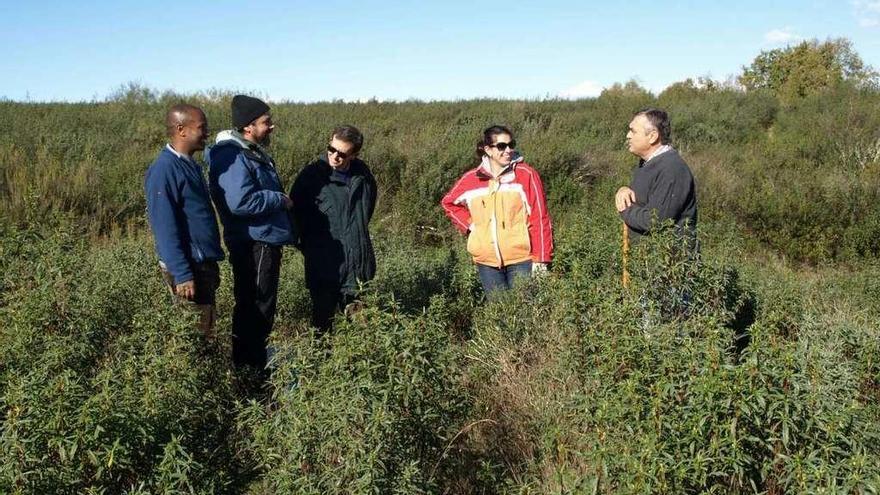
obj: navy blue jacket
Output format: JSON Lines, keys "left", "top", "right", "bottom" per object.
{"left": 206, "top": 131, "right": 295, "bottom": 248}
{"left": 145, "top": 146, "right": 224, "bottom": 285}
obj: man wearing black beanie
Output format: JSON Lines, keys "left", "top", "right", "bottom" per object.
{"left": 206, "top": 95, "right": 295, "bottom": 378}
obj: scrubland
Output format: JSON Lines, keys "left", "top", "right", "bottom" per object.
{"left": 1, "top": 81, "right": 879, "bottom": 493}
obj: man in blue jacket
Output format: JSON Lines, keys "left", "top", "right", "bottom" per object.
{"left": 145, "top": 104, "right": 224, "bottom": 335}
{"left": 207, "top": 95, "right": 294, "bottom": 374}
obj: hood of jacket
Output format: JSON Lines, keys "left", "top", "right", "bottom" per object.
{"left": 213, "top": 129, "right": 275, "bottom": 165}
{"left": 476, "top": 152, "right": 525, "bottom": 179}
{"left": 215, "top": 129, "right": 250, "bottom": 148}
{"left": 214, "top": 129, "right": 274, "bottom": 155}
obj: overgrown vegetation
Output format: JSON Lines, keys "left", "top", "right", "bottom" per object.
{"left": 2, "top": 42, "right": 880, "bottom": 493}
{"left": 739, "top": 38, "right": 878, "bottom": 100}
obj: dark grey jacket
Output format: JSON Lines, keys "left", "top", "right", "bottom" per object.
{"left": 291, "top": 154, "right": 377, "bottom": 292}
{"left": 621, "top": 148, "right": 697, "bottom": 243}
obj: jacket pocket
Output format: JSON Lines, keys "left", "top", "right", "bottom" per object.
{"left": 502, "top": 192, "right": 525, "bottom": 225}
{"left": 498, "top": 190, "right": 530, "bottom": 262}
{"left": 499, "top": 216, "right": 531, "bottom": 263}
{"left": 466, "top": 224, "right": 496, "bottom": 265}
{"left": 255, "top": 223, "right": 274, "bottom": 241}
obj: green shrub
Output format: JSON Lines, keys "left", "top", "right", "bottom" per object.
{"left": 0, "top": 220, "right": 242, "bottom": 494}
{"left": 459, "top": 221, "right": 880, "bottom": 493}
{"left": 239, "top": 292, "right": 469, "bottom": 494}
{"left": 3, "top": 85, "right": 880, "bottom": 493}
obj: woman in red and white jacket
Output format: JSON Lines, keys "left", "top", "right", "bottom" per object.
{"left": 441, "top": 125, "right": 553, "bottom": 294}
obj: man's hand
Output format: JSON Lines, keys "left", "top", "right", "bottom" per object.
{"left": 175, "top": 280, "right": 196, "bottom": 301}
{"left": 281, "top": 194, "right": 294, "bottom": 210}
{"left": 615, "top": 186, "right": 637, "bottom": 212}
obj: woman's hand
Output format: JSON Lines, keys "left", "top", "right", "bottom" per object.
{"left": 532, "top": 262, "right": 549, "bottom": 276}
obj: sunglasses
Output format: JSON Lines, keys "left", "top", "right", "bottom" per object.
{"left": 489, "top": 140, "right": 517, "bottom": 152}
{"left": 327, "top": 145, "right": 353, "bottom": 160}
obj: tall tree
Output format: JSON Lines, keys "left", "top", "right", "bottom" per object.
{"left": 739, "top": 38, "right": 878, "bottom": 100}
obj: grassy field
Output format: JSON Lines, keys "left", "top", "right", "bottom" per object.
{"left": 1, "top": 84, "right": 879, "bottom": 493}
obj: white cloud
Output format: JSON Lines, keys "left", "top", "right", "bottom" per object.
{"left": 853, "top": 0, "right": 880, "bottom": 27}
{"left": 764, "top": 27, "right": 802, "bottom": 45}
{"left": 856, "top": 0, "right": 880, "bottom": 12}
{"left": 559, "top": 80, "right": 604, "bottom": 99}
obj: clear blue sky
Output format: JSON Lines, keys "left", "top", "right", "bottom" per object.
{"left": 3, "top": 0, "right": 878, "bottom": 102}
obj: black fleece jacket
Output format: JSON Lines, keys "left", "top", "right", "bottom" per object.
{"left": 621, "top": 148, "right": 697, "bottom": 243}
{"left": 290, "top": 154, "right": 377, "bottom": 292}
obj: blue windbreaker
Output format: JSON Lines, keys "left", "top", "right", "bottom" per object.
{"left": 206, "top": 130, "right": 295, "bottom": 248}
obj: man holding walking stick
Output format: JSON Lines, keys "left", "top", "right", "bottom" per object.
{"left": 615, "top": 108, "right": 698, "bottom": 286}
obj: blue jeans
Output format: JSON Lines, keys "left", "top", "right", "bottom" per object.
{"left": 477, "top": 261, "right": 532, "bottom": 295}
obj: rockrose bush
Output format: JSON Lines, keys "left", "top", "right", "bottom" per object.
{"left": 458, "top": 220, "right": 880, "bottom": 494}
{"left": 0, "top": 217, "right": 242, "bottom": 494}
{"left": 238, "top": 292, "right": 470, "bottom": 494}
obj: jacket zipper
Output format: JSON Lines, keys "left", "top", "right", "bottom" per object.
{"left": 490, "top": 182, "right": 503, "bottom": 266}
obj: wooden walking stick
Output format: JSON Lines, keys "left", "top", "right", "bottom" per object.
{"left": 622, "top": 222, "right": 630, "bottom": 288}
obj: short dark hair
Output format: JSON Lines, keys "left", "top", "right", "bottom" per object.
{"left": 165, "top": 103, "right": 202, "bottom": 138}
{"left": 331, "top": 125, "right": 364, "bottom": 154}
{"left": 634, "top": 108, "right": 671, "bottom": 145}
{"left": 474, "top": 125, "right": 515, "bottom": 165}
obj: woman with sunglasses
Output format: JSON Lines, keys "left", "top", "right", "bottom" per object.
{"left": 441, "top": 125, "right": 553, "bottom": 294}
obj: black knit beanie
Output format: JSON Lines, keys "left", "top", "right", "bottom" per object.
{"left": 231, "top": 95, "right": 270, "bottom": 129}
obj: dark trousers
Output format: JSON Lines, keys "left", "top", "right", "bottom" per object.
{"left": 309, "top": 285, "right": 355, "bottom": 334}
{"left": 229, "top": 241, "right": 282, "bottom": 371}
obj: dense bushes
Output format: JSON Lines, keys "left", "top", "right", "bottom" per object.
{"left": 3, "top": 203, "right": 880, "bottom": 493}
{"left": 458, "top": 222, "right": 880, "bottom": 493}
{"left": 3, "top": 84, "right": 879, "bottom": 262}
{"left": 3, "top": 85, "right": 880, "bottom": 493}
{"left": 0, "top": 216, "right": 243, "bottom": 494}
{"left": 239, "top": 295, "right": 470, "bottom": 494}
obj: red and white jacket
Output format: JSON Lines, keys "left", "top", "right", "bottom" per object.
{"left": 441, "top": 157, "right": 553, "bottom": 268}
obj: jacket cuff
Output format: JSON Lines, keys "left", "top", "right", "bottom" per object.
{"left": 162, "top": 262, "right": 194, "bottom": 286}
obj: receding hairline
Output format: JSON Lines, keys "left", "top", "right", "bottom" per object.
{"left": 631, "top": 113, "right": 656, "bottom": 133}
{"left": 631, "top": 108, "right": 670, "bottom": 144}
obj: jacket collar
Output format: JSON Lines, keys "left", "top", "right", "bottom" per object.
{"left": 164, "top": 144, "right": 199, "bottom": 167}
{"left": 317, "top": 153, "right": 365, "bottom": 183}
{"left": 215, "top": 129, "right": 252, "bottom": 149}
{"left": 475, "top": 154, "right": 524, "bottom": 180}
{"left": 214, "top": 129, "right": 275, "bottom": 166}
{"left": 639, "top": 145, "right": 674, "bottom": 167}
